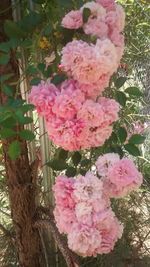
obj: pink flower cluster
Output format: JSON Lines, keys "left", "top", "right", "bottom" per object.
{"left": 29, "top": 81, "right": 59, "bottom": 117}
{"left": 53, "top": 172, "right": 123, "bottom": 257}
{"left": 29, "top": 0, "right": 144, "bottom": 260}
{"left": 29, "top": 79, "right": 119, "bottom": 151}
{"left": 53, "top": 154, "right": 143, "bottom": 257}
{"left": 61, "top": 39, "right": 119, "bottom": 90}
{"left": 61, "top": 0, "right": 125, "bottom": 63}
{"left": 62, "top": 10, "right": 83, "bottom": 29}
{"left": 96, "top": 153, "right": 143, "bottom": 198}
{"left": 60, "top": 0, "right": 125, "bottom": 98}
{"left": 29, "top": 0, "right": 126, "bottom": 151}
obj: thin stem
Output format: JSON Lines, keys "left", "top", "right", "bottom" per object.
{"left": 38, "top": 228, "right": 49, "bottom": 267}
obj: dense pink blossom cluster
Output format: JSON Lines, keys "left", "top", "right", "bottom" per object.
{"left": 61, "top": 39, "right": 119, "bottom": 89}
{"left": 53, "top": 172, "right": 123, "bottom": 257}
{"left": 53, "top": 154, "right": 143, "bottom": 257}
{"left": 61, "top": 0, "right": 125, "bottom": 64}
{"left": 29, "top": 0, "right": 126, "bottom": 151}
{"left": 96, "top": 153, "right": 143, "bottom": 197}
{"left": 30, "top": 79, "right": 119, "bottom": 151}
{"left": 60, "top": 0, "right": 125, "bottom": 99}
{"left": 29, "top": 0, "right": 144, "bottom": 260}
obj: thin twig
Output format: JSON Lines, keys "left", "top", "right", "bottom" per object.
{"left": 38, "top": 228, "right": 49, "bottom": 267}
{"left": 35, "top": 219, "right": 79, "bottom": 267}
{"left": 0, "top": 208, "right": 11, "bottom": 217}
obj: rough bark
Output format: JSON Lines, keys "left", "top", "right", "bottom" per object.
{"left": 0, "top": 1, "right": 43, "bottom": 266}
{"left": 2, "top": 144, "right": 43, "bottom": 267}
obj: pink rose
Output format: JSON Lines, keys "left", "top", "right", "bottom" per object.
{"left": 62, "top": 10, "right": 83, "bottom": 29}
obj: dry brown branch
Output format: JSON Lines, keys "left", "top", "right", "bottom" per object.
{"left": 34, "top": 206, "right": 80, "bottom": 267}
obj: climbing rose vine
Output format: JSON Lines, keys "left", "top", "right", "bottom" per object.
{"left": 29, "top": 0, "right": 143, "bottom": 258}
{"left": 53, "top": 154, "right": 143, "bottom": 257}
{"left": 29, "top": 0, "right": 124, "bottom": 151}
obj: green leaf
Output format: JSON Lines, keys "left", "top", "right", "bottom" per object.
{"left": 0, "top": 73, "right": 14, "bottom": 83}
{"left": 115, "top": 77, "right": 127, "bottom": 88}
{"left": 80, "top": 159, "right": 91, "bottom": 167}
{"left": 104, "top": 146, "right": 112, "bottom": 154}
{"left": 72, "top": 152, "right": 82, "bottom": 166}
{"left": 46, "top": 159, "right": 68, "bottom": 171}
{"left": 15, "top": 111, "right": 33, "bottom": 125}
{"left": 15, "top": 110, "right": 24, "bottom": 122}
{"left": 83, "top": 8, "right": 91, "bottom": 23}
{"left": 26, "top": 65, "right": 38, "bottom": 75}
{"left": 0, "top": 42, "right": 10, "bottom": 52}
{"left": 44, "top": 66, "right": 52, "bottom": 78}
{"left": 110, "top": 145, "right": 124, "bottom": 158}
{"left": 9, "top": 38, "right": 21, "bottom": 48}
{"left": 19, "top": 104, "right": 35, "bottom": 113}
{"left": 124, "top": 144, "right": 141, "bottom": 156}
{"left": 51, "top": 74, "right": 67, "bottom": 85}
{"left": 21, "top": 39, "right": 32, "bottom": 48}
{"left": 0, "top": 53, "right": 10, "bottom": 65}
{"left": 20, "top": 12, "right": 43, "bottom": 32}
{"left": 8, "top": 98, "right": 25, "bottom": 108}
{"left": 118, "top": 127, "right": 127, "bottom": 143}
{"left": 109, "top": 132, "right": 118, "bottom": 144}
{"left": 8, "top": 141, "right": 21, "bottom": 160}
{"left": 0, "top": 128, "right": 16, "bottom": 138}
{"left": 80, "top": 169, "right": 87, "bottom": 176}
{"left": 2, "top": 85, "right": 14, "bottom": 96}
{"left": 30, "top": 78, "right": 41, "bottom": 85}
{"left": 19, "top": 116, "right": 33, "bottom": 125}
{"left": 116, "top": 91, "right": 127, "bottom": 107}
{"left": 38, "top": 63, "right": 46, "bottom": 73}
{"left": 66, "top": 167, "right": 76, "bottom": 177}
{"left": 19, "top": 129, "right": 35, "bottom": 141}
{"left": 125, "top": 87, "right": 143, "bottom": 97}
{"left": 58, "top": 149, "right": 68, "bottom": 160}
{"left": 4, "top": 20, "right": 25, "bottom": 39}
{"left": 0, "top": 117, "right": 16, "bottom": 128}
{"left": 61, "top": 28, "right": 75, "bottom": 45}
{"left": 128, "top": 134, "right": 146, "bottom": 145}
{"left": 0, "top": 107, "right": 10, "bottom": 117}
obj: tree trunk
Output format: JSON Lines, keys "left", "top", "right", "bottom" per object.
{"left": 3, "top": 144, "right": 43, "bottom": 267}
{"left": 0, "top": 1, "right": 43, "bottom": 266}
